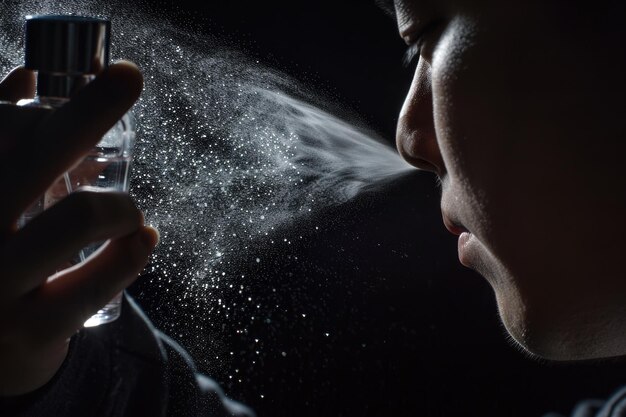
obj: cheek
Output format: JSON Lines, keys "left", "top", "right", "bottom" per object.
{"left": 430, "top": 14, "right": 626, "bottom": 359}
{"left": 431, "top": 18, "right": 586, "bottom": 273}
{"left": 430, "top": 17, "right": 508, "bottom": 242}
{"left": 435, "top": 23, "right": 564, "bottom": 283}
{"left": 430, "top": 18, "right": 551, "bottom": 309}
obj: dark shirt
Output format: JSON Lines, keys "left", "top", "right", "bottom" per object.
{"left": 4, "top": 292, "right": 626, "bottom": 417}
{"left": 0, "top": 294, "right": 255, "bottom": 417}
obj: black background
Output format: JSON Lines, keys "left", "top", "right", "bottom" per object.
{"left": 128, "top": 1, "right": 626, "bottom": 416}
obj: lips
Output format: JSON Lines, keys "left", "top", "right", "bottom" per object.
{"left": 442, "top": 211, "right": 477, "bottom": 267}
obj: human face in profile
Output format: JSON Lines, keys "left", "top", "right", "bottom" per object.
{"left": 390, "top": 0, "right": 626, "bottom": 360}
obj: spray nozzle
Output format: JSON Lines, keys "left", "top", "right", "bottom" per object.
{"left": 24, "top": 14, "right": 111, "bottom": 97}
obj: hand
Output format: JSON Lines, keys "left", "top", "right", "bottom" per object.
{"left": 0, "top": 62, "right": 159, "bottom": 396}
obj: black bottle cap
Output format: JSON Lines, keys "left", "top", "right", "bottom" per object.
{"left": 24, "top": 15, "right": 110, "bottom": 75}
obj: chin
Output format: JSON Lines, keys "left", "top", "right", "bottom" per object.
{"left": 494, "top": 288, "right": 626, "bottom": 362}
{"left": 470, "top": 239, "right": 626, "bottom": 362}
{"left": 497, "top": 310, "right": 576, "bottom": 362}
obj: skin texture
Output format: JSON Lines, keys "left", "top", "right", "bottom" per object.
{"left": 394, "top": 0, "right": 626, "bottom": 360}
{"left": 0, "top": 62, "right": 159, "bottom": 395}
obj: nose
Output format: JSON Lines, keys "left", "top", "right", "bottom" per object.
{"left": 396, "top": 58, "right": 445, "bottom": 177}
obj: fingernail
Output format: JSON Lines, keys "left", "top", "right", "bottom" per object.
{"left": 111, "top": 59, "right": 139, "bottom": 70}
{"left": 141, "top": 226, "right": 160, "bottom": 248}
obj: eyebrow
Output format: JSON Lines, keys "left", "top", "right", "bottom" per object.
{"left": 375, "top": 0, "right": 396, "bottom": 18}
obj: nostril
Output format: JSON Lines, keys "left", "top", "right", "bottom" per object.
{"left": 401, "top": 153, "right": 441, "bottom": 176}
{"left": 397, "top": 136, "right": 442, "bottom": 176}
{"left": 396, "top": 121, "right": 446, "bottom": 177}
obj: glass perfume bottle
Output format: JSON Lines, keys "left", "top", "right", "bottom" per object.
{"left": 18, "top": 15, "right": 136, "bottom": 327}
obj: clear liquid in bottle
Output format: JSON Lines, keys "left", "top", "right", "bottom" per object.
{"left": 19, "top": 96, "right": 135, "bottom": 327}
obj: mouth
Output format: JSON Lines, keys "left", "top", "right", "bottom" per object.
{"left": 442, "top": 212, "right": 476, "bottom": 268}
{"left": 442, "top": 213, "right": 469, "bottom": 236}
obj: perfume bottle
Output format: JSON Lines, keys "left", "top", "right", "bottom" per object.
{"left": 18, "top": 15, "right": 136, "bottom": 327}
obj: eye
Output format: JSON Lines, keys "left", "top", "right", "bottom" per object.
{"left": 402, "top": 42, "right": 421, "bottom": 69}
{"left": 401, "top": 19, "right": 446, "bottom": 69}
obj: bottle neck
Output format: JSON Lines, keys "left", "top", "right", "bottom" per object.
{"left": 36, "top": 73, "right": 95, "bottom": 99}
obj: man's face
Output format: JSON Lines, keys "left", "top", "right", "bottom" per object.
{"left": 392, "top": 0, "right": 626, "bottom": 360}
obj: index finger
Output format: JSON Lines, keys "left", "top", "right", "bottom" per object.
{"left": 0, "top": 61, "right": 143, "bottom": 228}
{"left": 0, "top": 67, "right": 36, "bottom": 103}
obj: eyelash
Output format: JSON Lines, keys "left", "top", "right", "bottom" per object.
{"left": 401, "top": 19, "right": 445, "bottom": 69}
{"left": 402, "top": 42, "right": 421, "bottom": 68}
